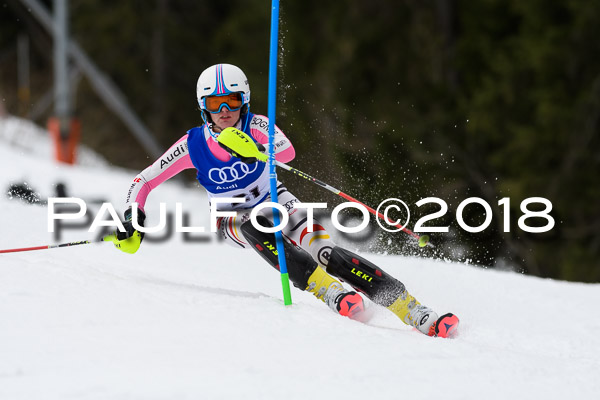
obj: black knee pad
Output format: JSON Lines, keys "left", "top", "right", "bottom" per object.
{"left": 240, "top": 216, "right": 317, "bottom": 289}
{"left": 326, "top": 247, "right": 405, "bottom": 306}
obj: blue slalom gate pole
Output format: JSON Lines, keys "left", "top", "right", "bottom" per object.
{"left": 268, "top": 0, "right": 292, "bottom": 305}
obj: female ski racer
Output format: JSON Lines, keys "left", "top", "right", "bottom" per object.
{"left": 111, "top": 63, "right": 459, "bottom": 338}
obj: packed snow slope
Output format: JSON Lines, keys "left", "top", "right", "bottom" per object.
{"left": 1, "top": 120, "right": 599, "bottom": 400}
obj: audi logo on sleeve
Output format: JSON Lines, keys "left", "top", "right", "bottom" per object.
{"left": 208, "top": 161, "right": 259, "bottom": 184}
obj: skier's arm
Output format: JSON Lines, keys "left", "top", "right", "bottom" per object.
{"left": 110, "top": 135, "right": 194, "bottom": 253}
{"left": 125, "top": 135, "right": 195, "bottom": 212}
{"left": 249, "top": 115, "right": 295, "bottom": 163}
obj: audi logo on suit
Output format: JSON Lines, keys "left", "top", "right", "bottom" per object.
{"left": 208, "top": 162, "right": 259, "bottom": 184}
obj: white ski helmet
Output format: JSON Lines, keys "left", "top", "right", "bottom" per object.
{"left": 197, "top": 64, "right": 250, "bottom": 118}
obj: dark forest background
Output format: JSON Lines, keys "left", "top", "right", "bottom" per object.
{"left": 1, "top": 0, "right": 598, "bottom": 282}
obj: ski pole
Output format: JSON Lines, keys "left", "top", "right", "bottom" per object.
{"left": 0, "top": 236, "right": 111, "bottom": 254}
{"left": 217, "top": 128, "right": 432, "bottom": 248}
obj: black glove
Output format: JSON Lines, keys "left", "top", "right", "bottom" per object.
{"left": 219, "top": 142, "right": 266, "bottom": 164}
{"left": 117, "top": 207, "right": 146, "bottom": 241}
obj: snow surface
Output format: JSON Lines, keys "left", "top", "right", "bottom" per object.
{"left": 1, "top": 118, "right": 599, "bottom": 400}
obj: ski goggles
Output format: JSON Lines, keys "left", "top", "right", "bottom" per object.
{"left": 203, "top": 93, "right": 244, "bottom": 113}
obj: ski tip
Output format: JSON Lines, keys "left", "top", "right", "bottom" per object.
{"left": 434, "top": 313, "right": 460, "bottom": 338}
{"left": 418, "top": 235, "right": 430, "bottom": 248}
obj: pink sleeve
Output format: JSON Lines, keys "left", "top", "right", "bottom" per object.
{"left": 126, "top": 135, "right": 195, "bottom": 211}
{"left": 249, "top": 115, "right": 296, "bottom": 163}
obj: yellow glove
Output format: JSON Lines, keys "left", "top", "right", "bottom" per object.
{"left": 104, "top": 231, "right": 143, "bottom": 254}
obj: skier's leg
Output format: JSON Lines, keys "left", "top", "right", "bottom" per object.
{"left": 325, "top": 246, "right": 458, "bottom": 337}
{"left": 274, "top": 185, "right": 337, "bottom": 266}
{"left": 215, "top": 214, "right": 250, "bottom": 248}
{"left": 269, "top": 186, "right": 457, "bottom": 335}
{"left": 249, "top": 185, "right": 457, "bottom": 335}
{"left": 264, "top": 187, "right": 435, "bottom": 332}
{"left": 239, "top": 216, "right": 364, "bottom": 319}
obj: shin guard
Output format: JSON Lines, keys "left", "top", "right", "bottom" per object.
{"left": 326, "top": 247, "right": 406, "bottom": 307}
{"left": 240, "top": 216, "right": 317, "bottom": 290}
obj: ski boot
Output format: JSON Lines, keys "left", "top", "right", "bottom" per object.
{"left": 306, "top": 265, "right": 364, "bottom": 319}
{"left": 387, "top": 290, "right": 436, "bottom": 333}
{"left": 389, "top": 293, "right": 460, "bottom": 337}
